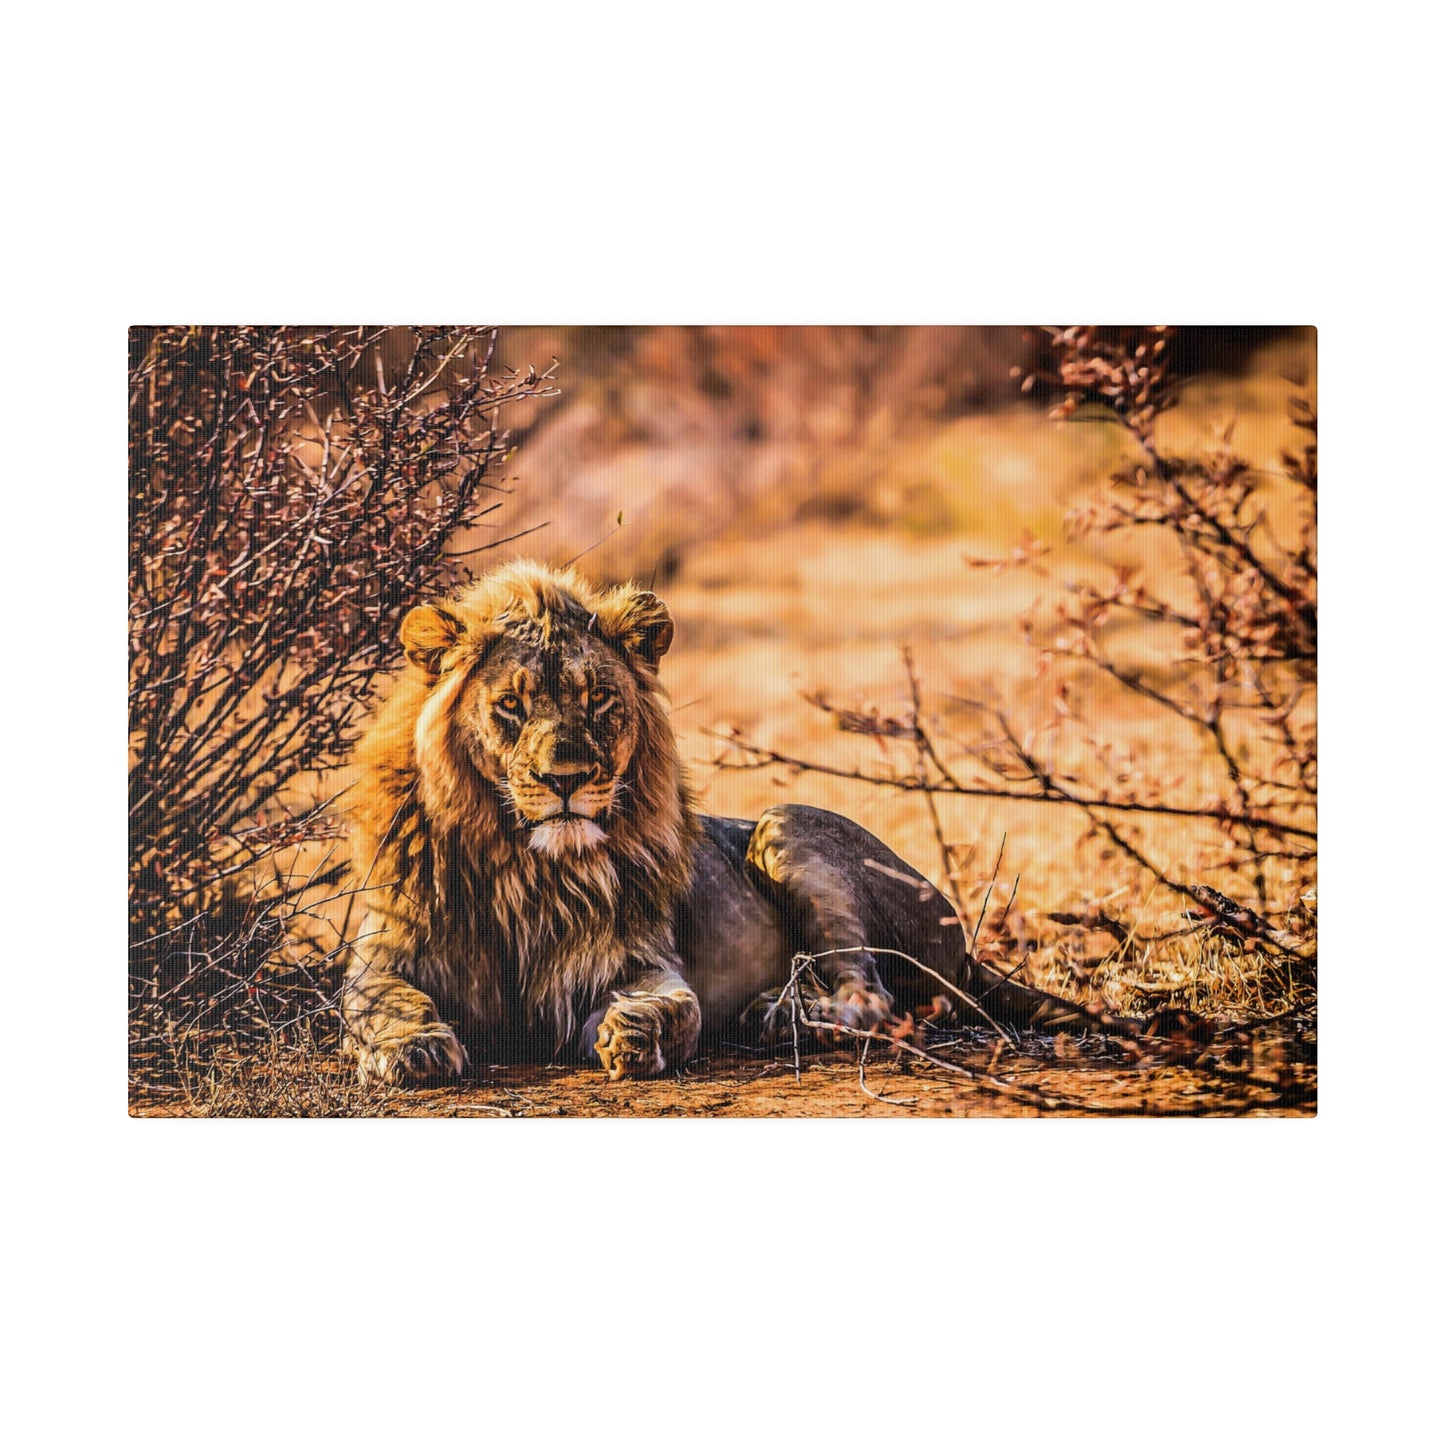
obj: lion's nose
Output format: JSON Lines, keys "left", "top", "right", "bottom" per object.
{"left": 535, "top": 769, "right": 591, "bottom": 802}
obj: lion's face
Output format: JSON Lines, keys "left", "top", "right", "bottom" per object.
{"left": 397, "top": 564, "right": 677, "bottom": 859}
{"left": 456, "top": 627, "right": 645, "bottom": 855}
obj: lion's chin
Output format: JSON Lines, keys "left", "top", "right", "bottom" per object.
{"left": 525, "top": 817, "right": 607, "bottom": 857}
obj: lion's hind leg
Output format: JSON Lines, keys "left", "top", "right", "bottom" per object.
{"left": 744, "top": 805, "right": 894, "bottom": 1043}
{"left": 746, "top": 806, "right": 1125, "bottom": 1039}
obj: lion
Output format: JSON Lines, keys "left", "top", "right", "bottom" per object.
{"left": 343, "top": 559, "right": 1113, "bottom": 1082}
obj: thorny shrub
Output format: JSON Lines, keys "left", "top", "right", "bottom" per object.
{"left": 129, "top": 326, "right": 556, "bottom": 1092}
{"left": 722, "top": 326, "right": 1317, "bottom": 1018}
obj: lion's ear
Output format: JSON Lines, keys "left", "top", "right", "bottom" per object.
{"left": 596, "top": 588, "right": 674, "bottom": 670}
{"left": 400, "top": 603, "right": 467, "bottom": 676}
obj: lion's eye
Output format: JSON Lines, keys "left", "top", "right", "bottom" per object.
{"left": 495, "top": 693, "right": 524, "bottom": 719}
{"left": 590, "top": 688, "right": 617, "bottom": 718}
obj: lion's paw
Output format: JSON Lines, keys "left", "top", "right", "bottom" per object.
{"left": 760, "top": 980, "right": 893, "bottom": 1046}
{"left": 354, "top": 1023, "right": 468, "bottom": 1085}
{"left": 818, "top": 985, "right": 892, "bottom": 1034}
{"left": 594, "top": 989, "right": 701, "bottom": 1082}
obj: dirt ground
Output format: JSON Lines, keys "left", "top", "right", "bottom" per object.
{"left": 389, "top": 1053, "right": 1314, "bottom": 1119}
{"left": 133, "top": 1019, "right": 1316, "bottom": 1119}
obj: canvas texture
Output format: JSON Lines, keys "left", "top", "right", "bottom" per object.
{"left": 128, "top": 325, "right": 1317, "bottom": 1117}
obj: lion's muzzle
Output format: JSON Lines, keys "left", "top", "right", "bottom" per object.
{"left": 514, "top": 763, "right": 615, "bottom": 854}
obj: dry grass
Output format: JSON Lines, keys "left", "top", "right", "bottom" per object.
{"left": 133, "top": 1022, "right": 390, "bottom": 1118}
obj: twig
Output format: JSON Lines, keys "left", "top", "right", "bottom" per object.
{"left": 903, "top": 648, "right": 966, "bottom": 914}
{"left": 970, "top": 834, "right": 1008, "bottom": 958}
{"left": 708, "top": 732, "right": 1317, "bottom": 843}
{"left": 856, "top": 1035, "right": 918, "bottom": 1108}
{"left": 795, "top": 945, "right": 1016, "bottom": 1044}
{"left": 797, "top": 1016, "right": 1071, "bottom": 1111}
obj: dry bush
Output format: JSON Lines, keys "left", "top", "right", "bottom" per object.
{"left": 719, "top": 326, "right": 1317, "bottom": 1020}
{"left": 128, "top": 326, "right": 556, "bottom": 1098}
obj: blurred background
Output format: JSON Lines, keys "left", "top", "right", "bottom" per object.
{"left": 485, "top": 325, "right": 1301, "bottom": 583}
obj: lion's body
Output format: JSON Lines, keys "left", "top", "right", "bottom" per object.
{"left": 343, "top": 561, "right": 1100, "bottom": 1082}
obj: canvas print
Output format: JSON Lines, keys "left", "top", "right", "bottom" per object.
{"left": 128, "top": 325, "right": 1317, "bottom": 1117}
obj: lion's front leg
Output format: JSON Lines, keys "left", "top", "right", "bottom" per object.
{"left": 592, "top": 959, "right": 701, "bottom": 1082}
{"left": 342, "top": 953, "right": 467, "bottom": 1085}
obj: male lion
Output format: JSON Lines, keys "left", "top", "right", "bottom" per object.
{"left": 344, "top": 560, "right": 1109, "bottom": 1082}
